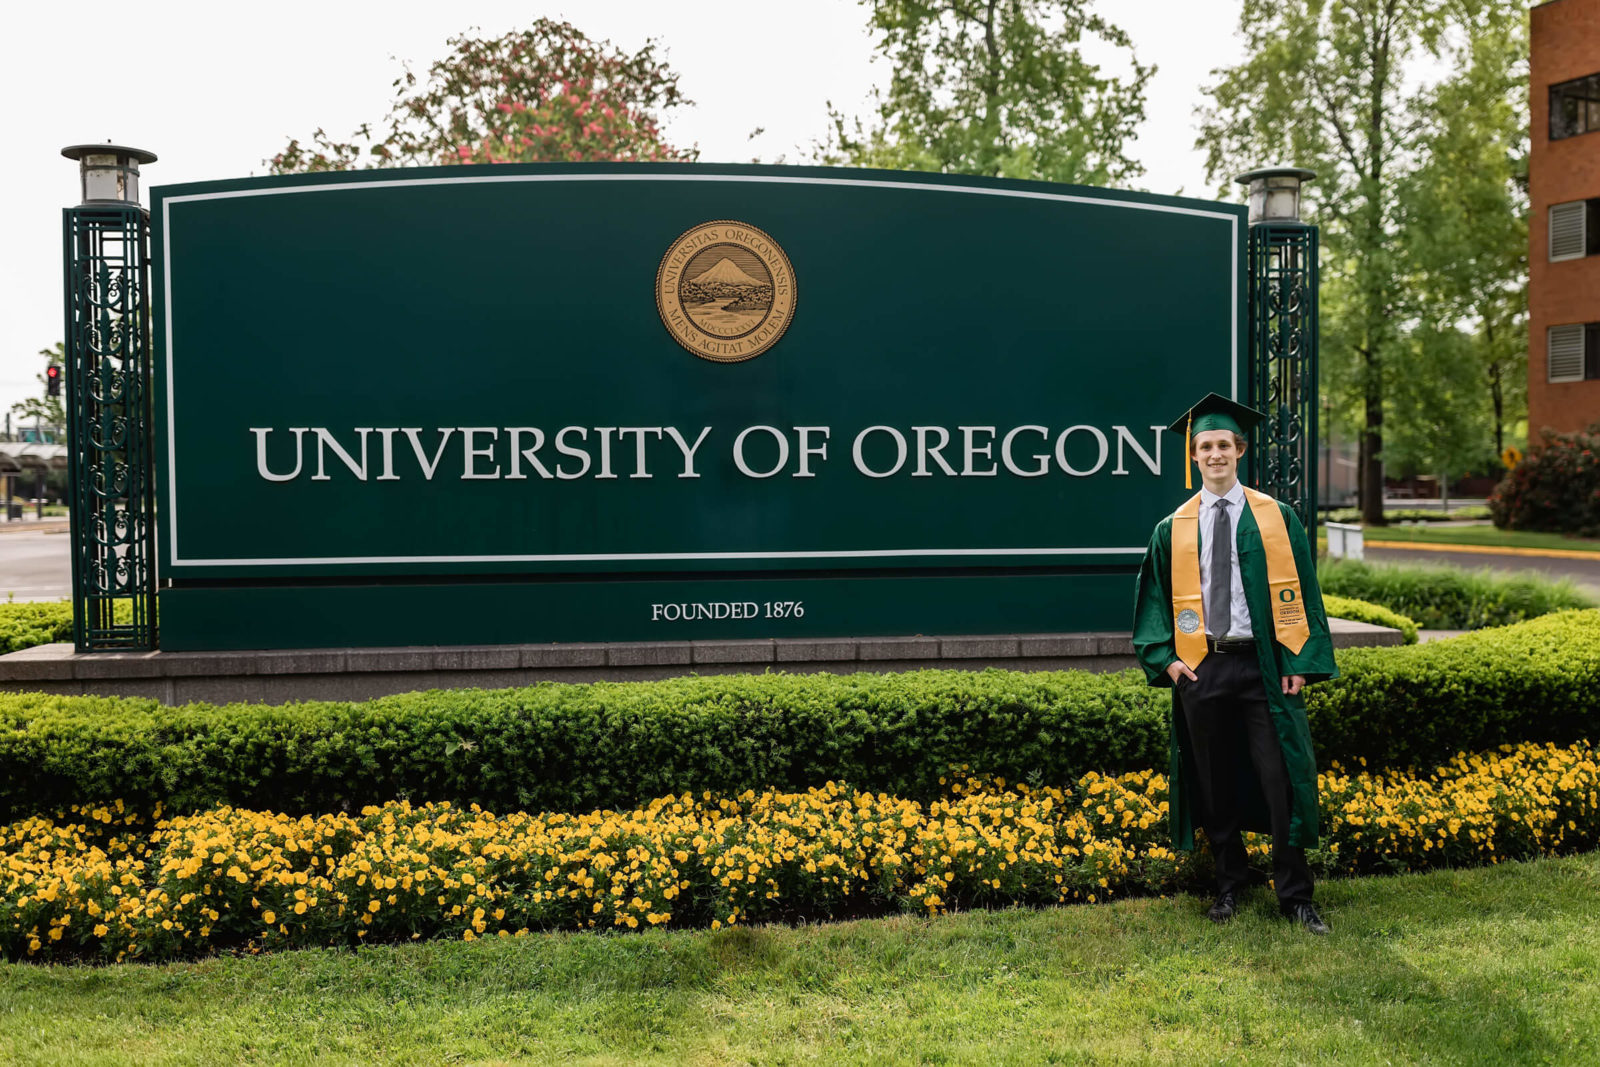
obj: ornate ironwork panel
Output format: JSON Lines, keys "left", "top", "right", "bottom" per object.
{"left": 1246, "top": 222, "right": 1319, "bottom": 532}
{"left": 63, "top": 205, "right": 156, "bottom": 650}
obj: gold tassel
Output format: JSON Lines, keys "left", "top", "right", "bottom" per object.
{"left": 1184, "top": 412, "right": 1192, "bottom": 490}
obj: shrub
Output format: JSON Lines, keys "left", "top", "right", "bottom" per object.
{"left": 1322, "top": 594, "right": 1419, "bottom": 643}
{"left": 0, "top": 602, "right": 73, "bottom": 655}
{"left": 1488, "top": 422, "right": 1600, "bottom": 535}
{"left": 1, "top": 611, "right": 1596, "bottom": 821}
{"left": 4, "top": 739, "right": 1595, "bottom": 962}
{"left": 1325, "top": 507, "right": 1492, "bottom": 524}
{"left": 0, "top": 601, "right": 134, "bottom": 655}
{"left": 1317, "top": 557, "right": 1595, "bottom": 629}
{"left": 1307, "top": 612, "right": 1599, "bottom": 770}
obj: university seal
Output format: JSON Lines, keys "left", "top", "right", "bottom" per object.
{"left": 655, "top": 220, "right": 796, "bottom": 363}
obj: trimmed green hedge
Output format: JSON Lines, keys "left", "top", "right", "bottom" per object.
{"left": 1, "top": 611, "right": 1596, "bottom": 821}
{"left": 0, "top": 603, "right": 73, "bottom": 655}
{"left": 1322, "top": 594, "right": 1419, "bottom": 644}
{"left": 1318, "top": 557, "right": 1595, "bottom": 629}
{"left": 1325, "top": 507, "right": 1492, "bottom": 523}
{"left": 0, "top": 601, "right": 136, "bottom": 655}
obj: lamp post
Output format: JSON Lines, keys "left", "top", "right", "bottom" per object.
{"left": 61, "top": 142, "right": 158, "bottom": 651}
{"left": 1235, "top": 166, "right": 1319, "bottom": 535}
{"left": 61, "top": 144, "right": 158, "bottom": 205}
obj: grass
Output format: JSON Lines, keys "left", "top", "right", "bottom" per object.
{"left": 1338, "top": 524, "right": 1600, "bottom": 554}
{"left": 4, "top": 852, "right": 1597, "bottom": 1065}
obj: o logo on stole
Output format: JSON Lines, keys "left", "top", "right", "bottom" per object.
{"left": 1279, "top": 589, "right": 1297, "bottom": 603}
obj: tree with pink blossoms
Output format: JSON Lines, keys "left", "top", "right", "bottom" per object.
{"left": 270, "top": 20, "right": 696, "bottom": 173}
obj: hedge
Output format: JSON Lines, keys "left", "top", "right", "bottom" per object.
{"left": 1317, "top": 557, "right": 1595, "bottom": 629}
{"left": 1, "top": 611, "right": 1596, "bottom": 822}
{"left": 1325, "top": 507, "right": 1492, "bottom": 524}
{"left": 0, "top": 602, "right": 74, "bottom": 655}
{"left": 1322, "top": 594, "right": 1419, "bottom": 643}
{"left": 0, "top": 601, "right": 135, "bottom": 655}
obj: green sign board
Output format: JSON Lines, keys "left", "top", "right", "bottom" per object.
{"left": 152, "top": 164, "right": 1244, "bottom": 650}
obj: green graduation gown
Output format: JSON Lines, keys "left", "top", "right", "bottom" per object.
{"left": 1131, "top": 496, "right": 1338, "bottom": 851}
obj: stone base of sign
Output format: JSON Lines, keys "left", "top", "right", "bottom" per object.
{"left": 0, "top": 619, "right": 1401, "bottom": 706}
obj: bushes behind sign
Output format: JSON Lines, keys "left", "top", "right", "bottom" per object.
{"left": 0, "top": 611, "right": 1595, "bottom": 821}
{"left": 1317, "top": 557, "right": 1595, "bottom": 629}
{"left": 1489, "top": 421, "right": 1600, "bottom": 535}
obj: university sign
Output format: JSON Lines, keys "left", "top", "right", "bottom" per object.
{"left": 150, "top": 164, "right": 1245, "bottom": 650}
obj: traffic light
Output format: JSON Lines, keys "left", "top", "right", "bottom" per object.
{"left": 46, "top": 364, "right": 61, "bottom": 397}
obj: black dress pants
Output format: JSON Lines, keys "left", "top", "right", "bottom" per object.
{"left": 1178, "top": 649, "right": 1314, "bottom": 908}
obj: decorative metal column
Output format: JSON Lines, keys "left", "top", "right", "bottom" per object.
{"left": 61, "top": 144, "right": 158, "bottom": 650}
{"left": 1236, "top": 167, "right": 1319, "bottom": 533}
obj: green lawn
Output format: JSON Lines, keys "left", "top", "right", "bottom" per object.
{"left": 4, "top": 853, "right": 1597, "bottom": 1065}
{"left": 1325, "top": 523, "right": 1600, "bottom": 554}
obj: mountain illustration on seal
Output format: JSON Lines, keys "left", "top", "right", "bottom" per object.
{"left": 679, "top": 245, "right": 775, "bottom": 339}
{"left": 692, "top": 257, "right": 766, "bottom": 287}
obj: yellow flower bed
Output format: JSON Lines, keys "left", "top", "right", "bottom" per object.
{"left": 3, "top": 741, "right": 1596, "bottom": 962}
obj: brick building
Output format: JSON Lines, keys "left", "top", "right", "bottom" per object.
{"left": 1530, "top": 0, "right": 1600, "bottom": 438}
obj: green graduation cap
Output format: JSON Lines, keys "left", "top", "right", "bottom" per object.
{"left": 1165, "top": 393, "right": 1266, "bottom": 488}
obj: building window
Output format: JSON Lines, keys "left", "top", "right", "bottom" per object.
{"left": 1547, "top": 323, "right": 1600, "bottom": 383}
{"left": 1551, "top": 73, "right": 1600, "bottom": 140}
{"left": 1549, "top": 200, "right": 1600, "bottom": 261}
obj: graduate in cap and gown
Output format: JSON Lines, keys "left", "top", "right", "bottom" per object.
{"left": 1132, "top": 393, "right": 1337, "bottom": 934}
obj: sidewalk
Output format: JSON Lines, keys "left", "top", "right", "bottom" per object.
{"left": 0, "top": 515, "right": 69, "bottom": 534}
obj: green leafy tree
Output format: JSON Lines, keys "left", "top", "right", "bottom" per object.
{"left": 10, "top": 343, "right": 66, "bottom": 438}
{"left": 821, "top": 0, "right": 1153, "bottom": 186}
{"left": 1383, "top": 324, "right": 1493, "bottom": 488}
{"left": 1397, "top": 13, "right": 1527, "bottom": 461}
{"left": 270, "top": 20, "right": 696, "bottom": 173}
{"left": 1198, "top": 0, "right": 1527, "bottom": 524}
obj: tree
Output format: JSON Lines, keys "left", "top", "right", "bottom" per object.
{"left": 10, "top": 343, "right": 66, "bottom": 439}
{"left": 1198, "top": 0, "right": 1527, "bottom": 524}
{"left": 1383, "top": 324, "right": 1494, "bottom": 487}
{"left": 270, "top": 20, "right": 696, "bottom": 173}
{"left": 821, "top": 0, "right": 1153, "bottom": 186}
{"left": 1397, "top": 11, "right": 1527, "bottom": 461}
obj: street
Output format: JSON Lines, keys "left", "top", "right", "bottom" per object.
{"left": 0, "top": 526, "right": 70, "bottom": 601}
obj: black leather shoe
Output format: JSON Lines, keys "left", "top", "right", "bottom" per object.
{"left": 1285, "top": 902, "right": 1329, "bottom": 935}
{"left": 1207, "top": 892, "right": 1237, "bottom": 923}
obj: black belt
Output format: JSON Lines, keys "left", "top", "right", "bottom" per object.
{"left": 1206, "top": 635, "right": 1255, "bottom": 653}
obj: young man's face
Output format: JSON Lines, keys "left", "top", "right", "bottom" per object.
{"left": 1191, "top": 429, "right": 1245, "bottom": 490}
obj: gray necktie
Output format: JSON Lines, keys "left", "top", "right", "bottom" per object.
{"left": 1209, "top": 499, "right": 1233, "bottom": 637}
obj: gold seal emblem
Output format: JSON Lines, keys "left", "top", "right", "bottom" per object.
{"left": 655, "top": 220, "right": 796, "bottom": 363}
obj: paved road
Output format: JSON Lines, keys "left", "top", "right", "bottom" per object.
{"left": 0, "top": 527, "right": 71, "bottom": 601}
{"left": 1363, "top": 545, "right": 1600, "bottom": 599}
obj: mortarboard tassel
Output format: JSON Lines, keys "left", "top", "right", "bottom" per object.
{"left": 1184, "top": 411, "right": 1192, "bottom": 490}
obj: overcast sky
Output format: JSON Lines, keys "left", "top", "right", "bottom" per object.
{"left": 0, "top": 0, "right": 1249, "bottom": 420}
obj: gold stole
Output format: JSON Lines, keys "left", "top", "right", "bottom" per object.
{"left": 1169, "top": 487, "right": 1310, "bottom": 669}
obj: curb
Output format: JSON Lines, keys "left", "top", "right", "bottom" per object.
{"left": 1360, "top": 540, "right": 1600, "bottom": 562}
{"left": 0, "top": 521, "right": 70, "bottom": 535}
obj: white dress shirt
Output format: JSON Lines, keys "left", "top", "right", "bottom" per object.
{"left": 1198, "top": 481, "right": 1252, "bottom": 638}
